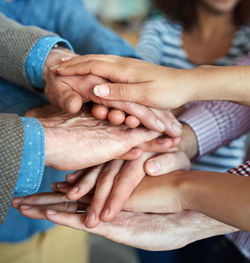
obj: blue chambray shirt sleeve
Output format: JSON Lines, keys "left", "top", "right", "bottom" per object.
{"left": 14, "top": 117, "right": 45, "bottom": 196}
{"left": 26, "top": 36, "right": 73, "bottom": 89}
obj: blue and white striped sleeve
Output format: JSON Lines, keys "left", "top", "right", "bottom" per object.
{"left": 136, "top": 18, "right": 164, "bottom": 64}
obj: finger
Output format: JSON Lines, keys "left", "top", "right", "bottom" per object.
{"left": 66, "top": 169, "right": 89, "bottom": 184}
{"left": 107, "top": 109, "right": 126, "bottom": 126}
{"left": 51, "top": 182, "right": 72, "bottom": 193}
{"left": 47, "top": 82, "right": 82, "bottom": 114}
{"left": 145, "top": 151, "right": 191, "bottom": 176}
{"left": 19, "top": 202, "right": 84, "bottom": 220}
{"left": 66, "top": 165, "right": 104, "bottom": 201}
{"left": 85, "top": 160, "right": 124, "bottom": 228}
{"left": 53, "top": 55, "right": 118, "bottom": 72}
{"left": 105, "top": 101, "right": 181, "bottom": 136}
{"left": 46, "top": 211, "right": 88, "bottom": 231}
{"left": 105, "top": 101, "right": 168, "bottom": 134}
{"left": 91, "top": 104, "right": 109, "bottom": 120}
{"left": 150, "top": 108, "right": 182, "bottom": 138}
{"left": 138, "top": 135, "right": 181, "bottom": 153}
{"left": 100, "top": 153, "right": 154, "bottom": 222}
{"left": 124, "top": 116, "right": 140, "bottom": 128}
{"left": 14, "top": 192, "right": 68, "bottom": 208}
{"left": 54, "top": 55, "right": 120, "bottom": 76}
{"left": 119, "top": 147, "right": 143, "bottom": 161}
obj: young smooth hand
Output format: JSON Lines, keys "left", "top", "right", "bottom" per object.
{"left": 45, "top": 51, "right": 182, "bottom": 137}
{"left": 20, "top": 148, "right": 190, "bottom": 228}
{"left": 52, "top": 55, "right": 196, "bottom": 109}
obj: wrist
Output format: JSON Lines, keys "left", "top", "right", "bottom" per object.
{"left": 38, "top": 118, "right": 56, "bottom": 167}
{"left": 179, "top": 124, "right": 198, "bottom": 159}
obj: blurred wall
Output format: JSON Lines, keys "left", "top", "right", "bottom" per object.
{"left": 83, "top": 0, "right": 150, "bottom": 21}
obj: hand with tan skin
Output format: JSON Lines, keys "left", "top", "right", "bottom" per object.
{"left": 53, "top": 55, "right": 250, "bottom": 108}
{"left": 48, "top": 121, "right": 196, "bottom": 228}
{"left": 14, "top": 125, "right": 193, "bottom": 229}
{"left": 44, "top": 48, "right": 182, "bottom": 137}
{"left": 46, "top": 148, "right": 188, "bottom": 228}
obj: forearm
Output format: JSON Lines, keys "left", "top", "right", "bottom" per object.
{"left": 180, "top": 170, "right": 250, "bottom": 232}
{"left": 191, "top": 65, "right": 250, "bottom": 106}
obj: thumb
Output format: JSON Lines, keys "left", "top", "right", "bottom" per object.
{"left": 56, "top": 83, "right": 83, "bottom": 114}
{"left": 93, "top": 83, "right": 153, "bottom": 107}
{"left": 145, "top": 151, "right": 191, "bottom": 176}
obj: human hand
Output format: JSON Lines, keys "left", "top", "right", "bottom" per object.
{"left": 52, "top": 55, "right": 195, "bottom": 109}
{"left": 39, "top": 109, "right": 161, "bottom": 170}
{"left": 45, "top": 51, "right": 182, "bottom": 136}
{"left": 49, "top": 147, "right": 189, "bottom": 228}
{"left": 13, "top": 194, "right": 237, "bottom": 251}
{"left": 91, "top": 103, "right": 182, "bottom": 136}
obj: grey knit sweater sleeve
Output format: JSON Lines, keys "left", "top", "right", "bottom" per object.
{"left": 0, "top": 14, "right": 59, "bottom": 223}
{"left": 0, "top": 13, "right": 57, "bottom": 89}
{"left": 0, "top": 114, "right": 24, "bottom": 223}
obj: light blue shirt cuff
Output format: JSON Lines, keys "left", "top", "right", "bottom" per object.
{"left": 26, "top": 36, "right": 73, "bottom": 89}
{"left": 14, "top": 118, "right": 45, "bottom": 196}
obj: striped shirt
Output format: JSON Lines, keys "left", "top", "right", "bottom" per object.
{"left": 136, "top": 17, "right": 250, "bottom": 173}
{"left": 136, "top": 17, "right": 250, "bottom": 259}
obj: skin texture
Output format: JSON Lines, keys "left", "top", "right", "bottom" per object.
{"left": 15, "top": 149, "right": 190, "bottom": 229}
{"left": 38, "top": 109, "right": 162, "bottom": 170}
{"left": 13, "top": 193, "right": 237, "bottom": 251}
{"left": 56, "top": 150, "right": 190, "bottom": 228}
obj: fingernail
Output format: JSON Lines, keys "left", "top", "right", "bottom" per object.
{"left": 173, "top": 120, "right": 182, "bottom": 135}
{"left": 47, "top": 210, "right": 58, "bottom": 215}
{"left": 69, "top": 186, "right": 79, "bottom": 194}
{"left": 146, "top": 160, "right": 162, "bottom": 175}
{"left": 50, "top": 64, "right": 59, "bottom": 70}
{"left": 20, "top": 205, "right": 32, "bottom": 210}
{"left": 131, "top": 147, "right": 140, "bottom": 153}
{"left": 86, "top": 211, "right": 96, "bottom": 223}
{"left": 94, "top": 85, "right": 110, "bottom": 97}
{"left": 103, "top": 208, "right": 110, "bottom": 218}
{"left": 51, "top": 183, "right": 57, "bottom": 189}
{"left": 57, "top": 183, "right": 67, "bottom": 189}
{"left": 61, "top": 57, "right": 72, "bottom": 62}
{"left": 56, "top": 67, "right": 65, "bottom": 71}
{"left": 157, "top": 137, "right": 165, "bottom": 144}
{"left": 13, "top": 198, "right": 24, "bottom": 206}
{"left": 157, "top": 119, "right": 166, "bottom": 132}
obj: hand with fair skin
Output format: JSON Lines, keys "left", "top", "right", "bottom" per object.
{"left": 36, "top": 109, "right": 162, "bottom": 171}
{"left": 45, "top": 49, "right": 182, "bottom": 137}
{"left": 50, "top": 149, "right": 189, "bottom": 228}
{"left": 35, "top": 124, "right": 194, "bottom": 228}
{"left": 12, "top": 195, "right": 237, "bottom": 251}
{"left": 53, "top": 55, "right": 250, "bottom": 107}
{"left": 14, "top": 166, "right": 250, "bottom": 231}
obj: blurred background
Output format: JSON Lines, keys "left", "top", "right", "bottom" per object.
{"left": 84, "top": 0, "right": 153, "bottom": 45}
